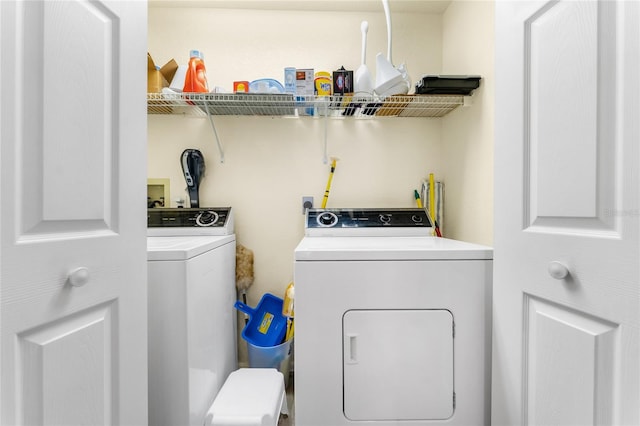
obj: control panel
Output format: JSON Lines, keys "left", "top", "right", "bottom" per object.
{"left": 147, "top": 207, "right": 234, "bottom": 236}
{"left": 305, "top": 208, "right": 434, "bottom": 237}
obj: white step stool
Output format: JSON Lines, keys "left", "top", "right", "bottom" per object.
{"left": 205, "top": 368, "right": 289, "bottom": 426}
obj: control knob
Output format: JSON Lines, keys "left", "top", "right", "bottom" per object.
{"left": 317, "top": 211, "right": 338, "bottom": 227}
{"left": 379, "top": 214, "right": 391, "bottom": 224}
{"left": 196, "top": 210, "right": 219, "bottom": 227}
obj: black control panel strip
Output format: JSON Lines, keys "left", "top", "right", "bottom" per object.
{"left": 147, "top": 207, "right": 232, "bottom": 228}
{"left": 306, "top": 208, "right": 433, "bottom": 229}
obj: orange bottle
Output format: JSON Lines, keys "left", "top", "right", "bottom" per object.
{"left": 183, "top": 50, "right": 209, "bottom": 93}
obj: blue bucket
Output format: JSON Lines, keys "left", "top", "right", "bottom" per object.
{"left": 247, "top": 338, "right": 292, "bottom": 372}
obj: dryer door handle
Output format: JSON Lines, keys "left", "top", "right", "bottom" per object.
{"left": 345, "top": 334, "right": 358, "bottom": 364}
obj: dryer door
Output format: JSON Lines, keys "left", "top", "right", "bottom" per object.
{"left": 343, "top": 309, "right": 454, "bottom": 421}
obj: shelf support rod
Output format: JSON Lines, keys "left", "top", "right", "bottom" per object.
{"left": 322, "top": 101, "right": 329, "bottom": 164}
{"left": 203, "top": 100, "right": 225, "bottom": 163}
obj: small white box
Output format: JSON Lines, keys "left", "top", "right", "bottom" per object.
{"left": 296, "top": 68, "right": 314, "bottom": 96}
{"left": 284, "top": 67, "right": 296, "bottom": 94}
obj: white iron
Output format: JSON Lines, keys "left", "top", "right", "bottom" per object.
{"left": 374, "top": 0, "right": 410, "bottom": 97}
{"left": 354, "top": 21, "right": 374, "bottom": 97}
{"left": 374, "top": 52, "right": 404, "bottom": 96}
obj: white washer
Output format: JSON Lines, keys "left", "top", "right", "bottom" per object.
{"left": 294, "top": 208, "right": 493, "bottom": 426}
{"left": 147, "top": 208, "right": 238, "bottom": 426}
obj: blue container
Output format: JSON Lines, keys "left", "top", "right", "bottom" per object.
{"left": 247, "top": 338, "right": 292, "bottom": 371}
{"left": 234, "top": 293, "right": 287, "bottom": 347}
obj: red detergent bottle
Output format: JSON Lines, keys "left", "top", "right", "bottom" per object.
{"left": 183, "top": 50, "right": 209, "bottom": 93}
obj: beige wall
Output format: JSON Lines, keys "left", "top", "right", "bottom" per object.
{"left": 442, "top": 1, "right": 494, "bottom": 245}
{"left": 147, "top": 1, "right": 494, "bottom": 364}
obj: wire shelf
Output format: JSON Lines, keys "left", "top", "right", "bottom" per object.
{"left": 147, "top": 93, "right": 464, "bottom": 118}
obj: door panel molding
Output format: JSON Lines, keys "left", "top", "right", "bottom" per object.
{"left": 522, "top": 294, "right": 618, "bottom": 425}
{"left": 18, "top": 301, "right": 116, "bottom": 426}
{"left": 523, "top": 0, "right": 618, "bottom": 236}
{"left": 16, "top": 0, "right": 120, "bottom": 239}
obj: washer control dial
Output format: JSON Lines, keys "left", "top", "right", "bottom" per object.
{"left": 379, "top": 214, "right": 392, "bottom": 224}
{"left": 317, "top": 211, "right": 339, "bottom": 227}
{"left": 196, "top": 210, "right": 219, "bottom": 227}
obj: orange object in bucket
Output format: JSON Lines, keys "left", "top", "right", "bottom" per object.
{"left": 183, "top": 50, "right": 208, "bottom": 93}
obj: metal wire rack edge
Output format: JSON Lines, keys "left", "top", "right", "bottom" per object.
{"left": 147, "top": 92, "right": 465, "bottom": 118}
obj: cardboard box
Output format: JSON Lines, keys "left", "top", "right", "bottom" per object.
{"left": 233, "top": 81, "right": 250, "bottom": 93}
{"left": 147, "top": 53, "right": 179, "bottom": 93}
{"left": 296, "top": 68, "right": 314, "bottom": 96}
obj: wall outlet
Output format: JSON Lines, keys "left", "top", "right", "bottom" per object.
{"left": 302, "top": 196, "right": 313, "bottom": 214}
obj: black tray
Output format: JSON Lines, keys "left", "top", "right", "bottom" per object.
{"left": 415, "top": 75, "right": 481, "bottom": 95}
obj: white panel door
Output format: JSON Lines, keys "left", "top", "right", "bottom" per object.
{"left": 0, "top": 1, "right": 147, "bottom": 425}
{"left": 494, "top": 1, "right": 639, "bottom": 425}
{"left": 343, "top": 309, "right": 454, "bottom": 421}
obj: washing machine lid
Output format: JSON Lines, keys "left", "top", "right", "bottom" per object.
{"left": 294, "top": 236, "right": 492, "bottom": 261}
{"left": 147, "top": 235, "right": 235, "bottom": 261}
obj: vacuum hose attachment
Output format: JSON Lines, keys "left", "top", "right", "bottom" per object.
{"left": 181, "top": 149, "right": 206, "bottom": 208}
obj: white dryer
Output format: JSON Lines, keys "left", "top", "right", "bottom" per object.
{"left": 147, "top": 208, "right": 237, "bottom": 426}
{"left": 294, "top": 208, "right": 493, "bottom": 426}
